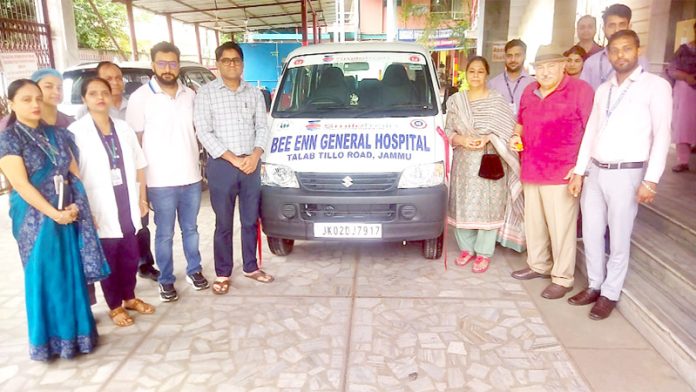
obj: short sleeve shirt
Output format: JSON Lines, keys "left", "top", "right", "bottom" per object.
{"left": 125, "top": 78, "right": 201, "bottom": 188}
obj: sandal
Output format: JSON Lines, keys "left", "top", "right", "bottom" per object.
{"left": 109, "top": 307, "right": 134, "bottom": 327}
{"left": 212, "top": 278, "right": 230, "bottom": 295}
{"left": 454, "top": 250, "right": 474, "bottom": 267}
{"left": 472, "top": 256, "right": 491, "bottom": 273}
{"left": 243, "top": 269, "right": 275, "bottom": 283}
{"left": 124, "top": 298, "right": 155, "bottom": 314}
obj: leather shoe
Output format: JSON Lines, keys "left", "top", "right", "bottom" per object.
{"left": 541, "top": 283, "right": 572, "bottom": 299}
{"left": 672, "top": 163, "right": 689, "bottom": 173}
{"left": 568, "top": 288, "right": 601, "bottom": 305}
{"left": 589, "top": 296, "right": 617, "bottom": 320}
{"left": 511, "top": 268, "right": 551, "bottom": 280}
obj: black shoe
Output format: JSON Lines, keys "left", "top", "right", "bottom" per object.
{"left": 159, "top": 283, "right": 179, "bottom": 302}
{"left": 138, "top": 265, "right": 160, "bottom": 281}
{"left": 186, "top": 272, "right": 210, "bottom": 290}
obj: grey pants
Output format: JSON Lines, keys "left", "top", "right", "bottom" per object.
{"left": 581, "top": 163, "right": 645, "bottom": 301}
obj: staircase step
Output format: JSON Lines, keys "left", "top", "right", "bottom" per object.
{"left": 620, "top": 244, "right": 696, "bottom": 389}
{"left": 631, "top": 212, "right": 696, "bottom": 291}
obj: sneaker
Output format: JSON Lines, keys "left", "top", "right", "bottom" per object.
{"left": 138, "top": 265, "right": 160, "bottom": 281}
{"left": 186, "top": 272, "right": 210, "bottom": 290}
{"left": 158, "top": 283, "right": 179, "bottom": 302}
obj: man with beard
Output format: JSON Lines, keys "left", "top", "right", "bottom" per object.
{"left": 194, "top": 42, "right": 274, "bottom": 295}
{"left": 126, "top": 42, "right": 209, "bottom": 302}
{"left": 488, "top": 39, "right": 535, "bottom": 115}
{"left": 581, "top": 3, "right": 648, "bottom": 90}
{"left": 509, "top": 45, "right": 594, "bottom": 300}
{"left": 568, "top": 30, "right": 671, "bottom": 320}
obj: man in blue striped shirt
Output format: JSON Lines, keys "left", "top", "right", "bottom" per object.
{"left": 194, "top": 42, "right": 274, "bottom": 294}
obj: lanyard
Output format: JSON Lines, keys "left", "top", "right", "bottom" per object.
{"left": 15, "top": 122, "right": 58, "bottom": 166}
{"left": 94, "top": 119, "right": 120, "bottom": 169}
{"left": 503, "top": 73, "right": 523, "bottom": 104}
{"left": 605, "top": 71, "right": 642, "bottom": 120}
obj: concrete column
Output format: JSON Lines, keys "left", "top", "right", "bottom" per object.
{"left": 46, "top": 0, "right": 79, "bottom": 69}
{"left": 482, "top": 0, "right": 511, "bottom": 77}
{"left": 551, "top": 0, "right": 577, "bottom": 49}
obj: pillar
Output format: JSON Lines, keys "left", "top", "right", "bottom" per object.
{"left": 45, "top": 0, "right": 80, "bottom": 68}
{"left": 481, "top": 0, "right": 511, "bottom": 77}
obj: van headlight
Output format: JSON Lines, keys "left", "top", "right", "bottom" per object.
{"left": 261, "top": 163, "right": 299, "bottom": 188}
{"left": 398, "top": 162, "right": 445, "bottom": 188}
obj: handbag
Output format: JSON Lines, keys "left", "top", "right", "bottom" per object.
{"left": 478, "top": 143, "right": 504, "bottom": 180}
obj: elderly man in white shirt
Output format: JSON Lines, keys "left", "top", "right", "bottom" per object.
{"left": 568, "top": 30, "right": 672, "bottom": 320}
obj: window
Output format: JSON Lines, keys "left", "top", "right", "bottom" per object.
{"left": 273, "top": 52, "right": 437, "bottom": 118}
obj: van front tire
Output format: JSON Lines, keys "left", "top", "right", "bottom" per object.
{"left": 267, "top": 237, "right": 295, "bottom": 256}
{"left": 422, "top": 234, "right": 443, "bottom": 259}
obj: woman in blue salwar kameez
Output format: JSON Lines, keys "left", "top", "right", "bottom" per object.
{"left": 0, "top": 79, "right": 110, "bottom": 361}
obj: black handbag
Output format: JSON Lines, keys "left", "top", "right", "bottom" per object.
{"left": 478, "top": 143, "right": 504, "bottom": 180}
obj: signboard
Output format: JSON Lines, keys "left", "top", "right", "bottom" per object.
{"left": 491, "top": 42, "right": 506, "bottom": 63}
{"left": 674, "top": 19, "right": 695, "bottom": 52}
{"left": 0, "top": 52, "right": 39, "bottom": 85}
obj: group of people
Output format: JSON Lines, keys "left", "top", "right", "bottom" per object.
{"left": 446, "top": 3, "right": 675, "bottom": 321}
{"left": 0, "top": 41, "right": 272, "bottom": 360}
{"left": 0, "top": 1, "right": 692, "bottom": 362}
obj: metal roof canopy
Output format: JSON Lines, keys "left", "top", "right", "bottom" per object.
{"left": 135, "top": 0, "right": 331, "bottom": 31}
{"left": 112, "top": 0, "right": 341, "bottom": 61}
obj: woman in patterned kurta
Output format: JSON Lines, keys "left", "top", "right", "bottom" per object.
{"left": 0, "top": 79, "right": 109, "bottom": 361}
{"left": 446, "top": 57, "right": 525, "bottom": 273}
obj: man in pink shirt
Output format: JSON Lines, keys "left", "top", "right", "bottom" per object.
{"left": 509, "top": 45, "right": 594, "bottom": 300}
{"left": 568, "top": 30, "right": 671, "bottom": 320}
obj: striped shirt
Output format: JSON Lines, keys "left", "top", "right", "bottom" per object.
{"left": 194, "top": 79, "right": 269, "bottom": 158}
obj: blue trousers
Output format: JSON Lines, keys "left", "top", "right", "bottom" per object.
{"left": 148, "top": 182, "right": 203, "bottom": 284}
{"left": 207, "top": 158, "right": 261, "bottom": 277}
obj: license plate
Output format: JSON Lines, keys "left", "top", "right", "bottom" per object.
{"left": 314, "top": 223, "right": 382, "bottom": 238}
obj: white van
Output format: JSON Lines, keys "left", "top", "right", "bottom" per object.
{"left": 261, "top": 42, "right": 447, "bottom": 259}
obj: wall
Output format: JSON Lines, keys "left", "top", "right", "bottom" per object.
{"left": 360, "top": 0, "right": 384, "bottom": 34}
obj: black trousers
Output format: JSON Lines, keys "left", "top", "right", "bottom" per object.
{"left": 137, "top": 213, "right": 156, "bottom": 269}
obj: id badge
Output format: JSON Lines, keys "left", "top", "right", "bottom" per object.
{"left": 111, "top": 169, "right": 123, "bottom": 186}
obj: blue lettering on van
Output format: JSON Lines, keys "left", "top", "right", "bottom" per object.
{"left": 374, "top": 133, "right": 430, "bottom": 152}
{"left": 293, "top": 134, "right": 317, "bottom": 151}
{"left": 270, "top": 136, "right": 292, "bottom": 153}
{"left": 319, "top": 133, "right": 372, "bottom": 150}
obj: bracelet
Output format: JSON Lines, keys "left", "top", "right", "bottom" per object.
{"left": 641, "top": 181, "right": 657, "bottom": 194}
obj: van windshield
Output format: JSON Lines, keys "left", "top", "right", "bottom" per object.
{"left": 273, "top": 51, "right": 438, "bottom": 118}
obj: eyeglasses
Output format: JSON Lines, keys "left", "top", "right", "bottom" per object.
{"left": 154, "top": 61, "right": 179, "bottom": 69}
{"left": 219, "top": 57, "right": 243, "bottom": 67}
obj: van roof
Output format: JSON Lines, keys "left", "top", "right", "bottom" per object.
{"left": 286, "top": 42, "right": 431, "bottom": 58}
{"left": 64, "top": 61, "right": 208, "bottom": 72}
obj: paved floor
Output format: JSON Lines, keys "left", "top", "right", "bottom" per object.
{"left": 0, "top": 193, "right": 690, "bottom": 391}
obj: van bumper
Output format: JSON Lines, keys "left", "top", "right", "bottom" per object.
{"left": 260, "top": 185, "right": 447, "bottom": 241}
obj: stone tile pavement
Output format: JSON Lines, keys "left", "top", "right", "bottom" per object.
{"left": 0, "top": 193, "right": 688, "bottom": 391}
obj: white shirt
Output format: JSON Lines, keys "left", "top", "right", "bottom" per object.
{"left": 574, "top": 66, "right": 672, "bottom": 183}
{"left": 580, "top": 49, "right": 650, "bottom": 90}
{"left": 68, "top": 115, "right": 147, "bottom": 239}
{"left": 76, "top": 97, "right": 128, "bottom": 120}
{"left": 126, "top": 78, "right": 201, "bottom": 188}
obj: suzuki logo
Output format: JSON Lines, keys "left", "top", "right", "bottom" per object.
{"left": 342, "top": 176, "right": 353, "bottom": 188}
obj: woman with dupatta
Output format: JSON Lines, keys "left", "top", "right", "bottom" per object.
{"left": 0, "top": 79, "right": 110, "bottom": 361}
{"left": 446, "top": 56, "right": 525, "bottom": 273}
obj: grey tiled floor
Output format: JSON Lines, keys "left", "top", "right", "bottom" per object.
{"left": 0, "top": 193, "right": 610, "bottom": 391}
